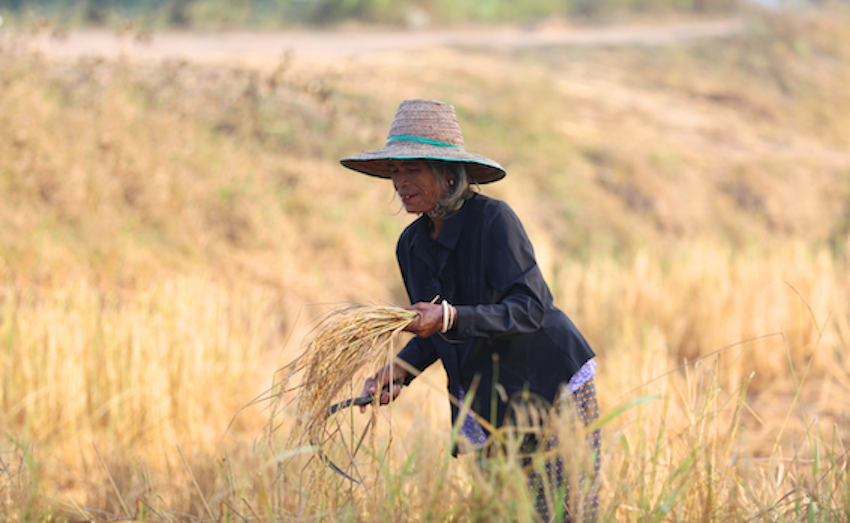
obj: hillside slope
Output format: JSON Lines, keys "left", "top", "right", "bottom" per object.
{"left": 2, "top": 10, "right": 849, "bottom": 288}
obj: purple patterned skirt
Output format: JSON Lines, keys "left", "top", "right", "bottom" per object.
{"left": 464, "top": 359, "right": 601, "bottom": 522}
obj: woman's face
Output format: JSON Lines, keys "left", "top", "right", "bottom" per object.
{"left": 388, "top": 160, "right": 445, "bottom": 214}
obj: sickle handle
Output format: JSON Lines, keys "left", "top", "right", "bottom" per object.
{"left": 326, "top": 382, "right": 402, "bottom": 415}
{"left": 328, "top": 395, "right": 373, "bottom": 415}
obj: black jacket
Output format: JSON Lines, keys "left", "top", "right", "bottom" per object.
{"left": 396, "top": 193, "right": 595, "bottom": 439}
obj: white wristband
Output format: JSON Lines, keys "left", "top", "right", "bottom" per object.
{"left": 441, "top": 299, "right": 450, "bottom": 333}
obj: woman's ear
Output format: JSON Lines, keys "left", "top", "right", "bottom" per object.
{"left": 444, "top": 165, "right": 456, "bottom": 187}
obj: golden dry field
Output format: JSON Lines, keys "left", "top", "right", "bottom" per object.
{"left": 2, "top": 7, "right": 850, "bottom": 521}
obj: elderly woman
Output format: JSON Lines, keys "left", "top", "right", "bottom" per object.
{"left": 341, "top": 99, "right": 600, "bottom": 522}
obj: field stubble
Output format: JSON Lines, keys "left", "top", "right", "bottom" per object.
{"left": 2, "top": 8, "right": 850, "bottom": 521}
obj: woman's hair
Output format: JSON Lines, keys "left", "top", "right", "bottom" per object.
{"left": 427, "top": 161, "right": 475, "bottom": 219}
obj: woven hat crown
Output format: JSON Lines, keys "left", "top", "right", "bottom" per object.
{"left": 387, "top": 99, "right": 465, "bottom": 148}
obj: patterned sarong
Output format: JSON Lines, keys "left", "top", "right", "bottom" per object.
{"left": 520, "top": 378, "right": 602, "bottom": 522}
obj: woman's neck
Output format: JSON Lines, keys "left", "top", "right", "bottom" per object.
{"left": 428, "top": 215, "right": 444, "bottom": 240}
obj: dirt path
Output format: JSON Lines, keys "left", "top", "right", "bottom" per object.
{"left": 4, "top": 19, "right": 741, "bottom": 65}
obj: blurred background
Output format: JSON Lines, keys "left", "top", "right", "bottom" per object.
{"left": 1, "top": 0, "right": 850, "bottom": 520}
{"left": 2, "top": 0, "right": 744, "bottom": 28}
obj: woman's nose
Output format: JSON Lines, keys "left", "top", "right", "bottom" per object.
{"left": 391, "top": 173, "right": 407, "bottom": 188}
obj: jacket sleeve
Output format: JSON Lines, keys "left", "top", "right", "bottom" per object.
{"left": 396, "top": 337, "right": 440, "bottom": 385}
{"left": 394, "top": 225, "right": 440, "bottom": 383}
{"left": 453, "top": 205, "right": 548, "bottom": 338}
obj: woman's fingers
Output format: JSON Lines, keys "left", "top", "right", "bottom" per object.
{"left": 359, "top": 376, "right": 377, "bottom": 413}
{"left": 359, "top": 364, "right": 407, "bottom": 413}
{"left": 376, "top": 363, "right": 407, "bottom": 387}
{"left": 360, "top": 376, "right": 377, "bottom": 396}
{"left": 404, "top": 302, "right": 443, "bottom": 338}
{"left": 379, "top": 382, "right": 403, "bottom": 405}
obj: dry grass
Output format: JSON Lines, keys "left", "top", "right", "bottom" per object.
{"left": 2, "top": 6, "right": 850, "bottom": 521}
{"left": 3, "top": 248, "right": 848, "bottom": 520}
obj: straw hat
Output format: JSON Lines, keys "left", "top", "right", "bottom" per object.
{"left": 340, "top": 99, "right": 506, "bottom": 184}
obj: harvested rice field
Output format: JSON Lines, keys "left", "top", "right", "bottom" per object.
{"left": 1, "top": 5, "right": 850, "bottom": 521}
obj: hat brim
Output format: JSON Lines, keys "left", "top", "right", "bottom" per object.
{"left": 341, "top": 142, "right": 506, "bottom": 184}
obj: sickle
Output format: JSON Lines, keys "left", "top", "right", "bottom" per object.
{"left": 313, "top": 382, "right": 402, "bottom": 484}
{"left": 327, "top": 393, "right": 376, "bottom": 415}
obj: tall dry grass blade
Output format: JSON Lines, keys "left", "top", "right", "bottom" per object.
{"left": 137, "top": 497, "right": 170, "bottom": 522}
{"left": 92, "top": 443, "right": 131, "bottom": 518}
{"left": 772, "top": 310, "right": 830, "bottom": 458}
{"left": 64, "top": 495, "right": 93, "bottom": 521}
{"left": 241, "top": 496, "right": 261, "bottom": 521}
{"left": 222, "top": 500, "right": 251, "bottom": 523}
{"left": 177, "top": 445, "right": 215, "bottom": 520}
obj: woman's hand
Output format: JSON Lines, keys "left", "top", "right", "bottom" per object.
{"left": 404, "top": 302, "right": 444, "bottom": 338}
{"left": 359, "top": 362, "right": 408, "bottom": 413}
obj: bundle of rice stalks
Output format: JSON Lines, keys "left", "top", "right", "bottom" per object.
{"left": 282, "top": 303, "right": 416, "bottom": 447}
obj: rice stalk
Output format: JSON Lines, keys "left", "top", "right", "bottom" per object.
{"left": 282, "top": 303, "right": 416, "bottom": 447}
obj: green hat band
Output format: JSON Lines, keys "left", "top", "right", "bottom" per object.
{"left": 387, "top": 135, "right": 464, "bottom": 150}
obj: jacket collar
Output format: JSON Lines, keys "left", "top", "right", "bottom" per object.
{"left": 434, "top": 196, "right": 472, "bottom": 251}
{"left": 410, "top": 194, "right": 473, "bottom": 252}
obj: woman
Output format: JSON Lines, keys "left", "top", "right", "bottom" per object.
{"left": 341, "top": 99, "right": 600, "bottom": 522}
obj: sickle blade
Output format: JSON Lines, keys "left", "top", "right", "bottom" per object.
{"left": 327, "top": 459, "right": 363, "bottom": 484}
{"left": 319, "top": 382, "right": 402, "bottom": 482}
